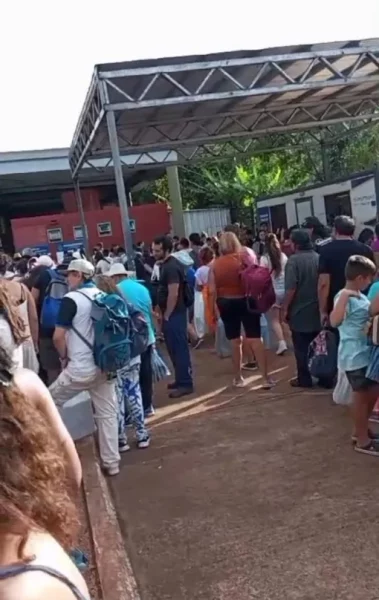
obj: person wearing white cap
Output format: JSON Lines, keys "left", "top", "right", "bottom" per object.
{"left": 49, "top": 258, "right": 120, "bottom": 476}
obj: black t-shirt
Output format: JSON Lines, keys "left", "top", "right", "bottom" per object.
{"left": 56, "top": 297, "right": 77, "bottom": 327}
{"left": 318, "top": 239, "right": 375, "bottom": 312}
{"left": 157, "top": 256, "right": 186, "bottom": 313}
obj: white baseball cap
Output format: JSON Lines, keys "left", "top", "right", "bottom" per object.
{"left": 107, "top": 263, "right": 128, "bottom": 277}
{"left": 67, "top": 259, "right": 95, "bottom": 277}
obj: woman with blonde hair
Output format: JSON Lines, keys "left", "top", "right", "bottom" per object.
{"left": 209, "top": 231, "right": 273, "bottom": 388}
{"left": 260, "top": 233, "right": 288, "bottom": 355}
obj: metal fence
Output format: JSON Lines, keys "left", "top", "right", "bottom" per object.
{"left": 182, "top": 207, "right": 231, "bottom": 236}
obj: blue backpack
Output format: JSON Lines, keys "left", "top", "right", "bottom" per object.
{"left": 73, "top": 291, "right": 149, "bottom": 373}
{"left": 40, "top": 269, "right": 68, "bottom": 329}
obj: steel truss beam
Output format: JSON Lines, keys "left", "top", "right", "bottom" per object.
{"left": 113, "top": 97, "right": 379, "bottom": 154}
{"left": 99, "top": 47, "right": 379, "bottom": 111}
{"left": 77, "top": 120, "right": 379, "bottom": 174}
{"left": 69, "top": 45, "right": 379, "bottom": 178}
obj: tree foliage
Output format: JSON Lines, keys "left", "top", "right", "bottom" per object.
{"left": 133, "top": 123, "right": 379, "bottom": 212}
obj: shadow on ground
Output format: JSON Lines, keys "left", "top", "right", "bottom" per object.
{"left": 109, "top": 348, "right": 379, "bottom": 600}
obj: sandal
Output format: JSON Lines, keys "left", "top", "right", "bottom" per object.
{"left": 354, "top": 440, "right": 379, "bottom": 456}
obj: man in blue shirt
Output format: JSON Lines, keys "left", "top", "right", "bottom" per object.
{"left": 108, "top": 263, "right": 155, "bottom": 416}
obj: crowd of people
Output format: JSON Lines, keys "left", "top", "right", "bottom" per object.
{"left": 2, "top": 213, "right": 379, "bottom": 597}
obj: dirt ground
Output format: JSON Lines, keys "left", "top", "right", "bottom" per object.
{"left": 109, "top": 347, "right": 379, "bottom": 600}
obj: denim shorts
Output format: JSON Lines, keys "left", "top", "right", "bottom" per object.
{"left": 345, "top": 367, "right": 376, "bottom": 392}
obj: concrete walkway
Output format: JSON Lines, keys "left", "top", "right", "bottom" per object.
{"left": 109, "top": 348, "right": 379, "bottom": 600}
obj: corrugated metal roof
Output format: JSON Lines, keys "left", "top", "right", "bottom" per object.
{"left": 69, "top": 39, "right": 379, "bottom": 177}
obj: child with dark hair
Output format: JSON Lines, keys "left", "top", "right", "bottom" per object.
{"left": 330, "top": 255, "right": 378, "bottom": 456}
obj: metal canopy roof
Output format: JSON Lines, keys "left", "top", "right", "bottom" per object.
{"left": 69, "top": 38, "right": 379, "bottom": 178}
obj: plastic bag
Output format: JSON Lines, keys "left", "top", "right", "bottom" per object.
{"left": 194, "top": 290, "right": 207, "bottom": 339}
{"left": 215, "top": 318, "right": 231, "bottom": 358}
{"left": 151, "top": 347, "right": 171, "bottom": 383}
{"left": 333, "top": 369, "right": 353, "bottom": 406}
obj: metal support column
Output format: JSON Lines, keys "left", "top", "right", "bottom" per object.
{"left": 166, "top": 165, "right": 185, "bottom": 237}
{"left": 106, "top": 110, "right": 135, "bottom": 268}
{"left": 73, "top": 179, "right": 90, "bottom": 258}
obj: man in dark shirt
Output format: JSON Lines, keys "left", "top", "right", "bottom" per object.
{"left": 318, "top": 215, "right": 375, "bottom": 322}
{"left": 153, "top": 235, "right": 193, "bottom": 398}
{"left": 283, "top": 229, "right": 321, "bottom": 388}
{"left": 189, "top": 232, "right": 202, "bottom": 269}
{"left": 31, "top": 264, "right": 63, "bottom": 385}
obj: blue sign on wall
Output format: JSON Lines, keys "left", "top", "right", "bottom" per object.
{"left": 20, "top": 245, "right": 49, "bottom": 256}
{"left": 61, "top": 241, "right": 83, "bottom": 253}
{"left": 257, "top": 207, "right": 271, "bottom": 227}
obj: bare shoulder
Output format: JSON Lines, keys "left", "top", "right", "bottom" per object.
{"left": 13, "top": 368, "right": 45, "bottom": 401}
{"left": 0, "top": 533, "right": 89, "bottom": 600}
{"left": 1, "top": 571, "right": 87, "bottom": 600}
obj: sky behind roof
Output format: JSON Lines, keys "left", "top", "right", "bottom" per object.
{"left": 1, "top": 0, "right": 378, "bottom": 152}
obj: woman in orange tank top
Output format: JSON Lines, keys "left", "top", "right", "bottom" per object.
{"left": 209, "top": 232, "right": 272, "bottom": 388}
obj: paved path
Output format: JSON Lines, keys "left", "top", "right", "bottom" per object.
{"left": 110, "top": 348, "right": 379, "bottom": 600}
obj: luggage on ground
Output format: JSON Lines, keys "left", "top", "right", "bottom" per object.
{"left": 308, "top": 329, "right": 338, "bottom": 381}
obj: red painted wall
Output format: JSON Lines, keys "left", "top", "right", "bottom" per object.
{"left": 11, "top": 203, "right": 170, "bottom": 253}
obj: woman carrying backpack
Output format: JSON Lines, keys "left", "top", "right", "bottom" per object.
{"left": 260, "top": 233, "right": 288, "bottom": 355}
{"left": 208, "top": 232, "right": 273, "bottom": 389}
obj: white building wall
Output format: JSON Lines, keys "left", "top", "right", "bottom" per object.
{"left": 257, "top": 175, "right": 376, "bottom": 233}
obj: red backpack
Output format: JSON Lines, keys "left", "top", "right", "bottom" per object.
{"left": 240, "top": 261, "right": 276, "bottom": 314}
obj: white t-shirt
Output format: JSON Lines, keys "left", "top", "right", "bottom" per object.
{"left": 151, "top": 263, "right": 160, "bottom": 282}
{"left": 195, "top": 265, "right": 210, "bottom": 286}
{"left": 260, "top": 252, "right": 287, "bottom": 293}
{"left": 96, "top": 258, "right": 112, "bottom": 274}
{"left": 64, "top": 287, "right": 100, "bottom": 378}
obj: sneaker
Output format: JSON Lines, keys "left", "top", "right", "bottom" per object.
{"left": 233, "top": 377, "right": 246, "bottom": 388}
{"left": 169, "top": 387, "right": 194, "bottom": 399}
{"left": 262, "top": 378, "right": 276, "bottom": 390}
{"left": 144, "top": 406, "right": 155, "bottom": 418}
{"left": 355, "top": 440, "right": 379, "bottom": 456}
{"left": 119, "top": 442, "right": 131, "bottom": 453}
{"left": 104, "top": 465, "right": 120, "bottom": 476}
{"left": 137, "top": 437, "right": 150, "bottom": 449}
{"left": 242, "top": 362, "right": 258, "bottom": 371}
{"left": 290, "top": 377, "right": 312, "bottom": 389}
{"left": 276, "top": 340, "right": 288, "bottom": 355}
